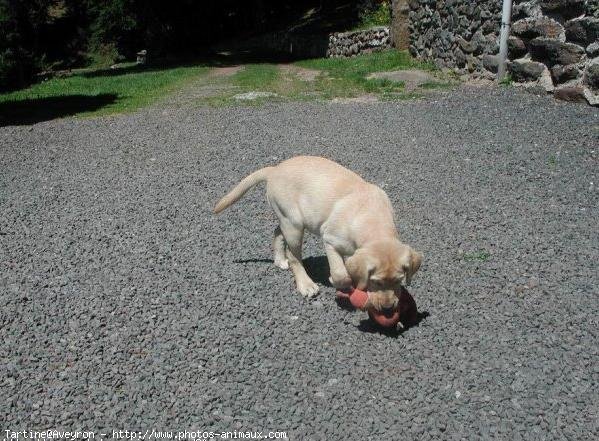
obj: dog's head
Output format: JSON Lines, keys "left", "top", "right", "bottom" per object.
{"left": 346, "top": 240, "right": 422, "bottom": 312}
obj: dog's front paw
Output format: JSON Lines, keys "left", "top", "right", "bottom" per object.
{"left": 274, "top": 258, "right": 289, "bottom": 270}
{"left": 298, "top": 280, "right": 319, "bottom": 298}
{"left": 329, "top": 275, "right": 352, "bottom": 290}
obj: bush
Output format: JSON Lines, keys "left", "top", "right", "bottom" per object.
{"left": 87, "top": 0, "right": 137, "bottom": 62}
{"left": 0, "top": 0, "right": 32, "bottom": 90}
{"left": 87, "top": 43, "right": 121, "bottom": 68}
{"left": 357, "top": 0, "right": 391, "bottom": 29}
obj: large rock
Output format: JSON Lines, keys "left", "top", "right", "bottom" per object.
{"left": 539, "top": 0, "right": 586, "bottom": 20}
{"left": 508, "top": 36, "right": 528, "bottom": 58}
{"left": 583, "top": 87, "right": 599, "bottom": 106}
{"left": 554, "top": 85, "right": 599, "bottom": 106}
{"left": 554, "top": 85, "right": 588, "bottom": 102}
{"left": 457, "top": 37, "right": 477, "bottom": 54}
{"left": 584, "top": 59, "right": 599, "bottom": 89}
{"left": 471, "top": 30, "right": 489, "bottom": 55}
{"left": 529, "top": 38, "right": 585, "bottom": 65}
{"left": 509, "top": 59, "right": 547, "bottom": 82}
{"left": 482, "top": 54, "right": 499, "bottom": 73}
{"left": 407, "top": 0, "right": 420, "bottom": 11}
{"left": 466, "top": 54, "right": 483, "bottom": 73}
{"left": 481, "top": 18, "right": 500, "bottom": 34}
{"left": 538, "top": 67, "right": 556, "bottom": 91}
{"left": 454, "top": 47, "right": 467, "bottom": 67}
{"left": 512, "top": 17, "right": 565, "bottom": 40}
{"left": 587, "top": 42, "right": 599, "bottom": 58}
{"left": 565, "top": 17, "right": 599, "bottom": 47}
{"left": 513, "top": 1, "right": 544, "bottom": 20}
{"left": 484, "top": 33, "right": 499, "bottom": 54}
{"left": 551, "top": 64, "right": 582, "bottom": 83}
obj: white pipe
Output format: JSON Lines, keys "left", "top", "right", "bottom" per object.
{"left": 497, "top": 0, "right": 513, "bottom": 81}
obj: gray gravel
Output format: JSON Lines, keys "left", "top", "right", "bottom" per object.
{"left": 1, "top": 87, "right": 598, "bottom": 440}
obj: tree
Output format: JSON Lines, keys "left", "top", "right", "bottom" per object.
{"left": 86, "top": 0, "right": 137, "bottom": 62}
{"left": 0, "top": 0, "right": 334, "bottom": 90}
{"left": 0, "top": 0, "right": 49, "bottom": 90}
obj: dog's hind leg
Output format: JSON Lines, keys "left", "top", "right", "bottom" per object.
{"left": 273, "top": 225, "right": 289, "bottom": 270}
{"left": 280, "top": 220, "right": 319, "bottom": 298}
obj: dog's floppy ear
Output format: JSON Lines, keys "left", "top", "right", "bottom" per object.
{"left": 346, "top": 249, "right": 376, "bottom": 290}
{"left": 406, "top": 249, "right": 423, "bottom": 286}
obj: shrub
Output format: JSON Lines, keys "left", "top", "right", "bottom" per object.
{"left": 357, "top": 0, "right": 391, "bottom": 29}
{"left": 0, "top": 0, "right": 32, "bottom": 90}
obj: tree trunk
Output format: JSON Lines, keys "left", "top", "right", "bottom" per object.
{"left": 391, "top": 0, "right": 410, "bottom": 50}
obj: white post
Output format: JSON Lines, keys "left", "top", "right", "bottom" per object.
{"left": 497, "top": 0, "right": 513, "bottom": 81}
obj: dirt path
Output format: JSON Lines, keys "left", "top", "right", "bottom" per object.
{"left": 161, "top": 65, "right": 245, "bottom": 108}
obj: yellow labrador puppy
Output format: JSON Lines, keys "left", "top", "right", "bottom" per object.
{"left": 214, "top": 156, "right": 422, "bottom": 312}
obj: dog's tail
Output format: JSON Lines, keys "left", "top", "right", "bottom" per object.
{"left": 213, "top": 166, "right": 274, "bottom": 214}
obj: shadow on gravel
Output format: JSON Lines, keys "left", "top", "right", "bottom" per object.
{"left": 225, "top": 255, "right": 431, "bottom": 337}
{"left": 234, "top": 255, "right": 333, "bottom": 288}
{"left": 303, "top": 255, "right": 332, "bottom": 287}
{"left": 357, "top": 311, "right": 430, "bottom": 337}
{"left": 0, "top": 94, "right": 117, "bottom": 126}
{"left": 233, "top": 257, "right": 274, "bottom": 264}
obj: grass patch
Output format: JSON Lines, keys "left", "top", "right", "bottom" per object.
{"left": 199, "top": 50, "right": 440, "bottom": 106}
{"left": 499, "top": 73, "right": 513, "bottom": 87}
{"left": 420, "top": 81, "right": 454, "bottom": 90}
{"left": 298, "top": 50, "right": 438, "bottom": 99}
{"left": 0, "top": 64, "right": 208, "bottom": 123}
{"left": 298, "top": 49, "right": 433, "bottom": 75}
{"left": 201, "top": 64, "right": 284, "bottom": 107}
{"left": 463, "top": 250, "right": 491, "bottom": 262}
{"left": 299, "top": 50, "right": 440, "bottom": 99}
{"left": 198, "top": 50, "right": 451, "bottom": 107}
{"left": 231, "top": 64, "right": 280, "bottom": 90}
{"left": 1, "top": 50, "right": 454, "bottom": 118}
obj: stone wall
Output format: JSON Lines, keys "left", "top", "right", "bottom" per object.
{"left": 219, "top": 27, "right": 390, "bottom": 60}
{"left": 326, "top": 27, "right": 391, "bottom": 57}
{"left": 407, "top": 0, "right": 599, "bottom": 105}
{"left": 408, "top": 0, "right": 502, "bottom": 72}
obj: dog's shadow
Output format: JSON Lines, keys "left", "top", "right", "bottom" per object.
{"left": 356, "top": 311, "right": 430, "bottom": 338}
{"left": 233, "top": 254, "right": 429, "bottom": 337}
{"left": 302, "top": 255, "right": 333, "bottom": 287}
{"left": 234, "top": 255, "right": 332, "bottom": 287}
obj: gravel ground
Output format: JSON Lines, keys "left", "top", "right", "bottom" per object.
{"left": 1, "top": 86, "right": 598, "bottom": 440}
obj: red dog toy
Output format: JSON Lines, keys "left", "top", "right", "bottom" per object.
{"left": 336, "top": 286, "right": 417, "bottom": 329}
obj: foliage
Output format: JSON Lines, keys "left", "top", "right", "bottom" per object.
{"left": 0, "top": 0, "right": 24, "bottom": 89}
{"left": 499, "top": 73, "right": 513, "bottom": 87}
{"left": 0, "top": 0, "right": 50, "bottom": 90}
{"left": 0, "top": 0, "right": 313, "bottom": 89}
{"left": 463, "top": 250, "right": 491, "bottom": 262}
{"left": 355, "top": 0, "right": 391, "bottom": 30}
{"left": 86, "top": 0, "right": 136, "bottom": 63}
{"left": 232, "top": 64, "right": 280, "bottom": 90}
{"left": 0, "top": 0, "right": 92, "bottom": 89}
{"left": 0, "top": 1, "right": 401, "bottom": 90}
